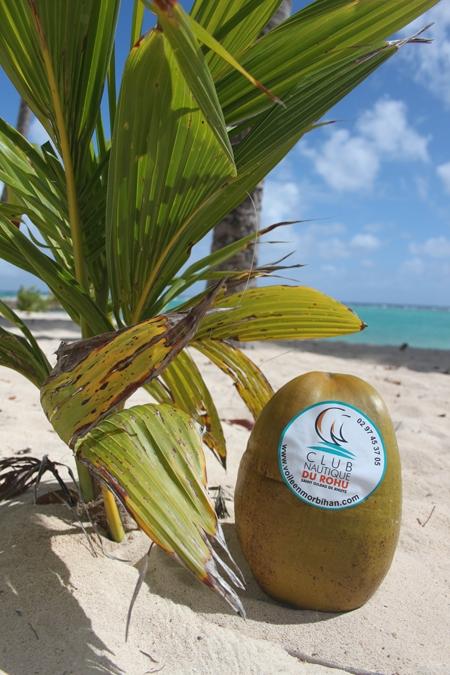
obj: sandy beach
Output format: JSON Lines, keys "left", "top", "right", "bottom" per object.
{"left": 0, "top": 313, "right": 449, "bottom": 675}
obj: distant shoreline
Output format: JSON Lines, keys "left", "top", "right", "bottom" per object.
{"left": 348, "top": 301, "right": 450, "bottom": 312}
{"left": 1, "top": 289, "right": 450, "bottom": 311}
{"left": 1, "top": 311, "right": 450, "bottom": 356}
{"left": 2, "top": 295, "right": 449, "bottom": 350}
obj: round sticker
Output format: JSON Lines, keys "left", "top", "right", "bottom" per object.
{"left": 278, "top": 400, "right": 386, "bottom": 510}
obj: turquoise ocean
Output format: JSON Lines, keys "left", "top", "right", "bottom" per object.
{"left": 1, "top": 290, "right": 449, "bottom": 350}
{"left": 339, "top": 303, "right": 450, "bottom": 350}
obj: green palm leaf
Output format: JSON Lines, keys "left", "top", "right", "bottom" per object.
{"left": 0, "top": 214, "right": 111, "bottom": 335}
{"left": 190, "top": 0, "right": 282, "bottom": 79}
{"left": 150, "top": 1, "right": 235, "bottom": 172}
{"left": 118, "top": 42, "right": 428, "bottom": 315}
{"left": 0, "top": 0, "right": 119, "bottom": 161}
{"left": 0, "top": 0, "right": 119, "bottom": 310}
{"left": 0, "top": 300, "right": 50, "bottom": 387}
{"left": 0, "top": 328, "right": 49, "bottom": 388}
{"left": 217, "top": 0, "right": 438, "bottom": 124}
{"left": 0, "top": 119, "right": 71, "bottom": 268}
{"left": 106, "top": 27, "right": 235, "bottom": 324}
{"left": 108, "top": 0, "right": 435, "bottom": 325}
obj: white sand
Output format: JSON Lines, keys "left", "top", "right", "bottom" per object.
{"left": 1, "top": 313, "right": 449, "bottom": 674}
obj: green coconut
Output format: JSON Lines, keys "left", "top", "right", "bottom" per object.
{"left": 235, "top": 371, "right": 401, "bottom": 611}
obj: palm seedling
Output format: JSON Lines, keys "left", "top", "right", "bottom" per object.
{"left": 0, "top": 0, "right": 436, "bottom": 614}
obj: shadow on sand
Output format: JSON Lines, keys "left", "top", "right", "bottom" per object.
{"left": 0, "top": 315, "right": 80, "bottom": 342}
{"left": 0, "top": 499, "right": 123, "bottom": 675}
{"left": 140, "top": 521, "right": 339, "bottom": 627}
{"left": 274, "top": 339, "right": 450, "bottom": 374}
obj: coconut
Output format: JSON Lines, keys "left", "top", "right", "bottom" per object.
{"left": 235, "top": 371, "right": 401, "bottom": 611}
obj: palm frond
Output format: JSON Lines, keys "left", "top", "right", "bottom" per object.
{"left": 76, "top": 403, "right": 245, "bottom": 615}
{"left": 195, "top": 286, "right": 365, "bottom": 341}
{"left": 41, "top": 288, "right": 221, "bottom": 446}
{"left": 194, "top": 339, "right": 273, "bottom": 419}
{"left": 148, "top": 349, "right": 227, "bottom": 466}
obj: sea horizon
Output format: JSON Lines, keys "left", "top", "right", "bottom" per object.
{"left": 1, "top": 288, "right": 449, "bottom": 311}
{"left": 337, "top": 302, "right": 450, "bottom": 350}
{"left": 1, "top": 289, "right": 449, "bottom": 350}
{"left": 348, "top": 300, "right": 450, "bottom": 312}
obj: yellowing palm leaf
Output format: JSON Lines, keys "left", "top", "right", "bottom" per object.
{"left": 77, "top": 403, "right": 245, "bottom": 615}
{"left": 41, "top": 290, "right": 219, "bottom": 446}
{"left": 195, "top": 286, "right": 365, "bottom": 342}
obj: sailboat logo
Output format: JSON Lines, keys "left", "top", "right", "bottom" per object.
{"left": 308, "top": 407, "right": 356, "bottom": 460}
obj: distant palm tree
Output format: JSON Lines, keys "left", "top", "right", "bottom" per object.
{"left": 1, "top": 99, "right": 31, "bottom": 205}
{"left": 14, "top": 99, "right": 32, "bottom": 139}
{"left": 209, "top": 0, "right": 292, "bottom": 291}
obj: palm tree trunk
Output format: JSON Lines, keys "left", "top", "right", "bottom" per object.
{"left": 15, "top": 97, "right": 32, "bottom": 137}
{"left": 209, "top": 0, "right": 292, "bottom": 291}
{"left": 1, "top": 98, "right": 32, "bottom": 206}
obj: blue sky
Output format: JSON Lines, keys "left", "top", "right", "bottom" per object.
{"left": 1, "top": 1, "right": 450, "bottom": 306}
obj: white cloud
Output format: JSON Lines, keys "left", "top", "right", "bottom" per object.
{"left": 356, "top": 99, "right": 429, "bottom": 161}
{"left": 260, "top": 158, "right": 322, "bottom": 230}
{"left": 400, "top": 4, "right": 450, "bottom": 108}
{"left": 262, "top": 180, "right": 302, "bottom": 225}
{"left": 260, "top": 161, "right": 326, "bottom": 263}
{"left": 350, "top": 233, "right": 381, "bottom": 251}
{"left": 29, "top": 116, "right": 50, "bottom": 145}
{"left": 299, "top": 223, "right": 348, "bottom": 262}
{"left": 437, "top": 162, "right": 450, "bottom": 193}
{"left": 301, "top": 98, "right": 429, "bottom": 192}
{"left": 260, "top": 177, "right": 303, "bottom": 261}
{"left": 260, "top": 221, "right": 347, "bottom": 265}
{"left": 410, "top": 236, "right": 450, "bottom": 258}
{"left": 302, "top": 130, "right": 378, "bottom": 191}
{"left": 261, "top": 220, "right": 385, "bottom": 270}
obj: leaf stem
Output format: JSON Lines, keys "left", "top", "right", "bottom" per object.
{"left": 38, "top": 51, "right": 88, "bottom": 295}
{"left": 30, "top": 1, "right": 90, "bottom": 328}
{"left": 101, "top": 484, "right": 125, "bottom": 542}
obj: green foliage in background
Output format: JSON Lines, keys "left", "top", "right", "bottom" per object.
{"left": 15, "top": 285, "right": 58, "bottom": 311}
{"left": 0, "top": 0, "right": 436, "bottom": 612}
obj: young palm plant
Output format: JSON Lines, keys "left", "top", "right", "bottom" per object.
{"left": 0, "top": 0, "right": 435, "bottom": 613}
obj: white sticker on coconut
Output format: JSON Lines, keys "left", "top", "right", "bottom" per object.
{"left": 278, "top": 401, "right": 386, "bottom": 510}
